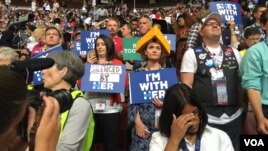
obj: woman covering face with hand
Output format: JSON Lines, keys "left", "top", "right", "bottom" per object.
{"left": 150, "top": 83, "right": 234, "bottom": 151}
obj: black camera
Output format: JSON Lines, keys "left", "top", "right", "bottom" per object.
{"left": 19, "top": 89, "right": 74, "bottom": 141}
{"left": 28, "top": 89, "right": 74, "bottom": 114}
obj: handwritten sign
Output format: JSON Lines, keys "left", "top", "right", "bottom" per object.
{"left": 129, "top": 68, "right": 178, "bottom": 104}
{"left": 81, "top": 64, "right": 126, "bottom": 93}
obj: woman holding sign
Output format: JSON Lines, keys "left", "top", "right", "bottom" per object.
{"left": 128, "top": 25, "right": 171, "bottom": 151}
{"left": 85, "top": 34, "right": 127, "bottom": 151}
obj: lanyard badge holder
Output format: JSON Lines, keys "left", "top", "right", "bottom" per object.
{"left": 209, "top": 51, "right": 228, "bottom": 106}
{"left": 211, "top": 75, "right": 228, "bottom": 106}
{"left": 96, "top": 96, "right": 107, "bottom": 111}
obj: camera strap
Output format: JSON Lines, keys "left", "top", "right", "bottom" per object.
{"left": 29, "top": 103, "right": 44, "bottom": 151}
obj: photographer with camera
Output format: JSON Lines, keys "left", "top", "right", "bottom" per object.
{"left": 0, "top": 65, "right": 60, "bottom": 151}
{"left": 42, "top": 51, "right": 94, "bottom": 151}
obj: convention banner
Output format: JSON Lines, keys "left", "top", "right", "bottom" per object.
{"left": 129, "top": 68, "right": 178, "bottom": 104}
{"left": 123, "top": 37, "right": 142, "bottom": 60}
{"left": 81, "top": 64, "right": 126, "bottom": 93}
{"left": 209, "top": 1, "right": 242, "bottom": 25}
{"left": 80, "top": 29, "right": 110, "bottom": 51}
{"left": 71, "top": 41, "right": 87, "bottom": 56}
{"left": 32, "top": 44, "right": 63, "bottom": 85}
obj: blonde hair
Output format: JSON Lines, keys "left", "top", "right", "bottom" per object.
{"left": 32, "top": 28, "right": 46, "bottom": 41}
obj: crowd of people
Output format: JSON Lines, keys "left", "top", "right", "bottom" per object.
{"left": 1, "top": 0, "right": 268, "bottom": 151}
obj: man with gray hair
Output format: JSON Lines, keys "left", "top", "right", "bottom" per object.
{"left": 0, "top": 47, "right": 18, "bottom": 65}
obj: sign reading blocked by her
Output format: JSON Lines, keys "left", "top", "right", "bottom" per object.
{"left": 209, "top": 1, "right": 242, "bottom": 25}
{"left": 129, "top": 68, "right": 178, "bottom": 104}
{"left": 81, "top": 64, "right": 126, "bottom": 93}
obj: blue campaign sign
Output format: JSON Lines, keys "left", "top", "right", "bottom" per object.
{"left": 80, "top": 30, "right": 110, "bottom": 51}
{"left": 33, "top": 70, "right": 43, "bottom": 85}
{"left": 31, "top": 44, "right": 63, "bottom": 59}
{"left": 164, "top": 34, "right": 176, "bottom": 51}
{"left": 71, "top": 41, "right": 87, "bottom": 56}
{"left": 32, "top": 44, "right": 63, "bottom": 85}
{"left": 81, "top": 64, "right": 126, "bottom": 93}
{"left": 209, "top": 2, "right": 242, "bottom": 25}
{"left": 129, "top": 68, "right": 178, "bottom": 104}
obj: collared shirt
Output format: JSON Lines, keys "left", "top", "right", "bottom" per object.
{"left": 240, "top": 39, "right": 268, "bottom": 105}
{"left": 111, "top": 35, "right": 123, "bottom": 52}
{"left": 150, "top": 125, "right": 234, "bottom": 151}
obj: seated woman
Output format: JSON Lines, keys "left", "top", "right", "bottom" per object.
{"left": 150, "top": 83, "right": 234, "bottom": 151}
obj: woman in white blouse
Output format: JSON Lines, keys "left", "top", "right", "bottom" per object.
{"left": 150, "top": 83, "right": 234, "bottom": 151}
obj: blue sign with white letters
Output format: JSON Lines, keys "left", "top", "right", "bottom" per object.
{"left": 31, "top": 44, "right": 63, "bottom": 59}
{"left": 209, "top": 2, "right": 242, "bottom": 25}
{"left": 164, "top": 34, "right": 176, "bottom": 51}
{"left": 81, "top": 64, "right": 126, "bottom": 93}
{"left": 71, "top": 41, "right": 87, "bottom": 56}
{"left": 80, "top": 30, "right": 110, "bottom": 51}
{"left": 31, "top": 44, "right": 63, "bottom": 85}
{"left": 129, "top": 68, "right": 178, "bottom": 104}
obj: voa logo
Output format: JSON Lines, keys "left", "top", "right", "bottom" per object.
{"left": 244, "top": 139, "right": 264, "bottom": 146}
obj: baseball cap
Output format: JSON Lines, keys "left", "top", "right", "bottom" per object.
{"left": 201, "top": 12, "right": 222, "bottom": 26}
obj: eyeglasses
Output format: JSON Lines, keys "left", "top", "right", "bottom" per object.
{"left": 203, "top": 22, "right": 221, "bottom": 27}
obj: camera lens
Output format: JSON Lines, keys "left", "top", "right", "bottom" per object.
{"left": 48, "top": 89, "right": 73, "bottom": 113}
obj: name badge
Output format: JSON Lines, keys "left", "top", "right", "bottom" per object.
{"left": 211, "top": 77, "right": 228, "bottom": 106}
{"left": 155, "top": 109, "right": 162, "bottom": 128}
{"left": 210, "top": 68, "right": 224, "bottom": 80}
{"left": 96, "top": 103, "right": 106, "bottom": 111}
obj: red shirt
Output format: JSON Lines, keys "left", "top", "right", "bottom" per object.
{"left": 111, "top": 35, "right": 122, "bottom": 52}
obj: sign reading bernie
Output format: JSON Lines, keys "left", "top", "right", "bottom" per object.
{"left": 209, "top": 2, "right": 242, "bottom": 25}
{"left": 129, "top": 68, "right": 178, "bottom": 104}
{"left": 81, "top": 64, "right": 126, "bottom": 93}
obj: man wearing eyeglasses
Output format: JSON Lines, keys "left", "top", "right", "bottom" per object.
{"left": 180, "top": 12, "right": 243, "bottom": 151}
{"left": 244, "top": 4, "right": 267, "bottom": 41}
